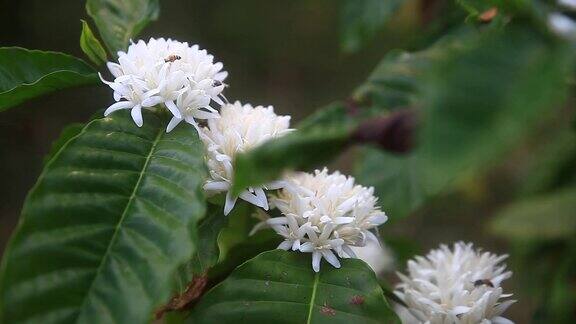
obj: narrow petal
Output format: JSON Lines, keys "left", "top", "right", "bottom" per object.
{"left": 291, "top": 240, "right": 301, "bottom": 251}
{"left": 104, "top": 101, "right": 133, "bottom": 116}
{"left": 141, "top": 96, "right": 164, "bottom": 108}
{"left": 492, "top": 317, "right": 514, "bottom": 324}
{"left": 321, "top": 250, "right": 341, "bottom": 269}
{"left": 203, "top": 181, "right": 230, "bottom": 192}
{"left": 166, "top": 116, "right": 182, "bottom": 133}
{"left": 341, "top": 245, "right": 357, "bottom": 258}
{"left": 265, "top": 180, "right": 286, "bottom": 190}
{"left": 299, "top": 242, "right": 315, "bottom": 253}
{"left": 131, "top": 106, "right": 143, "bottom": 127}
{"left": 266, "top": 217, "right": 289, "bottom": 225}
{"left": 253, "top": 187, "right": 269, "bottom": 210}
{"left": 249, "top": 221, "right": 269, "bottom": 236}
{"left": 278, "top": 240, "right": 292, "bottom": 251}
{"left": 239, "top": 190, "right": 266, "bottom": 209}
{"left": 312, "top": 251, "right": 321, "bottom": 272}
{"left": 224, "top": 192, "right": 237, "bottom": 216}
{"left": 214, "top": 71, "right": 228, "bottom": 81}
{"left": 165, "top": 100, "right": 182, "bottom": 119}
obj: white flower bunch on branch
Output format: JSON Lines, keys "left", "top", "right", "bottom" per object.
{"left": 100, "top": 38, "right": 227, "bottom": 131}
{"left": 264, "top": 168, "right": 388, "bottom": 272}
{"left": 200, "top": 101, "right": 292, "bottom": 215}
{"left": 394, "top": 242, "right": 515, "bottom": 324}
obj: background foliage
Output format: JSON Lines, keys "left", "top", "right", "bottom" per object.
{"left": 0, "top": 0, "right": 575, "bottom": 323}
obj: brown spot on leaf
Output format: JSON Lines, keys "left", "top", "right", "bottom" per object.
{"left": 155, "top": 274, "right": 209, "bottom": 319}
{"left": 350, "top": 295, "right": 365, "bottom": 305}
{"left": 320, "top": 302, "right": 336, "bottom": 316}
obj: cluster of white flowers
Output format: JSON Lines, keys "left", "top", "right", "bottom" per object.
{"left": 101, "top": 38, "right": 227, "bottom": 131}
{"left": 394, "top": 242, "right": 515, "bottom": 324}
{"left": 101, "top": 38, "right": 294, "bottom": 215}
{"left": 200, "top": 101, "right": 292, "bottom": 215}
{"left": 261, "top": 168, "right": 388, "bottom": 272}
{"left": 100, "top": 42, "right": 519, "bottom": 324}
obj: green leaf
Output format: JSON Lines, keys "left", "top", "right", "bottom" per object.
{"left": 176, "top": 202, "right": 254, "bottom": 284}
{"left": 188, "top": 250, "right": 400, "bottom": 323}
{"left": 456, "top": 0, "right": 494, "bottom": 16}
{"left": 43, "top": 123, "right": 84, "bottom": 165}
{"left": 188, "top": 204, "right": 228, "bottom": 276}
{"left": 352, "top": 33, "right": 465, "bottom": 110}
{"left": 490, "top": 188, "right": 576, "bottom": 240}
{"left": 355, "top": 147, "right": 426, "bottom": 220}
{"left": 0, "top": 110, "right": 207, "bottom": 323}
{"left": 80, "top": 20, "right": 109, "bottom": 66}
{"left": 216, "top": 203, "right": 258, "bottom": 263}
{"left": 518, "top": 129, "right": 576, "bottom": 196}
{"left": 207, "top": 230, "right": 279, "bottom": 281}
{"left": 232, "top": 103, "right": 353, "bottom": 195}
{"left": 418, "top": 25, "right": 573, "bottom": 193}
{"left": 352, "top": 35, "right": 468, "bottom": 220}
{"left": 353, "top": 51, "right": 422, "bottom": 110}
{"left": 0, "top": 48, "right": 98, "bottom": 111}
{"left": 86, "top": 0, "right": 160, "bottom": 53}
{"left": 339, "top": 0, "right": 405, "bottom": 53}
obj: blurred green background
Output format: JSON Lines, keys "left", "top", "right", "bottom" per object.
{"left": 1, "top": 1, "right": 575, "bottom": 323}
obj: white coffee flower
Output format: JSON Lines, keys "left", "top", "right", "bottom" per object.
{"left": 100, "top": 38, "right": 227, "bottom": 131}
{"left": 200, "top": 101, "right": 292, "bottom": 215}
{"left": 265, "top": 168, "right": 388, "bottom": 272}
{"left": 394, "top": 242, "right": 515, "bottom": 324}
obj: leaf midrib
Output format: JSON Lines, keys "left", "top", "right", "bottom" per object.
{"left": 306, "top": 272, "right": 319, "bottom": 324}
{"left": 73, "top": 122, "right": 166, "bottom": 322}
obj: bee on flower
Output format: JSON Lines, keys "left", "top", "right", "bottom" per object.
{"left": 394, "top": 242, "right": 515, "bottom": 324}
{"left": 100, "top": 38, "right": 227, "bottom": 131}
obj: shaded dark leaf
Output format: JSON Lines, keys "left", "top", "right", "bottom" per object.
{"left": 0, "top": 48, "right": 98, "bottom": 111}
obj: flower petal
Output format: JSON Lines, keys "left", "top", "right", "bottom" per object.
{"left": 104, "top": 101, "right": 133, "bottom": 116}
{"left": 166, "top": 116, "right": 182, "bottom": 133}
{"left": 223, "top": 193, "right": 237, "bottom": 216}
{"left": 165, "top": 100, "right": 182, "bottom": 119}
{"left": 130, "top": 105, "right": 143, "bottom": 127}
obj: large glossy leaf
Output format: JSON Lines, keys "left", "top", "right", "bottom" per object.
{"left": 188, "top": 250, "right": 400, "bottom": 323}
{"left": 490, "top": 188, "right": 576, "bottom": 240}
{"left": 0, "top": 110, "right": 207, "bottom": 323}
{"left": 339, "top": 0, "right": 405, "bottom": 53}
{"left": 0, "top": 48, "right": 98, "bottom": 111}
{"left": 86, "top": 0, "right": 160, "bottom": 53}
